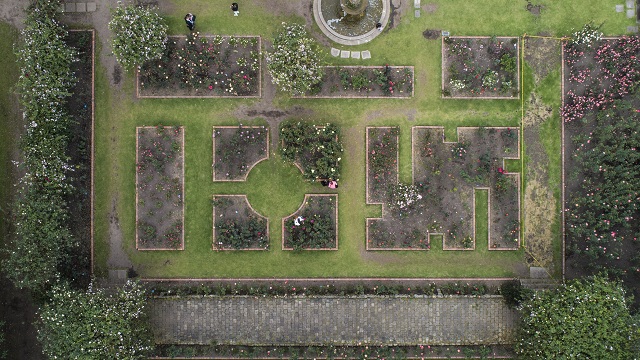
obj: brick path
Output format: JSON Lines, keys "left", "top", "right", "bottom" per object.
{"left": 149, "top": 296, "right": 517, "bottom": 345}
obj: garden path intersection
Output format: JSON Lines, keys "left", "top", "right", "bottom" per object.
{"left": 150, "top": 296, "right": 517, "bottom": 345}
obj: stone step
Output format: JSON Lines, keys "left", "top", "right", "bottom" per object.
{"left": 520, "top": 278, "right": 560, "bottom": 290}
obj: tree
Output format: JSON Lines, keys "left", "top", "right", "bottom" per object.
{"left": 266, "top": 22, "right": 324, "bottom": 95}
{"left": 37, "top": 281, "right": 154, "bottom": 359}
{"left": 515, "top": 275, "right": 636, "bottom": 359}
{"left": 108, "top": 3, "right": 167, "bottom": 70}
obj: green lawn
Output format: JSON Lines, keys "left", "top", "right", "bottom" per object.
{"left": 93, "top": 0, "right": 634, "bottom": 278}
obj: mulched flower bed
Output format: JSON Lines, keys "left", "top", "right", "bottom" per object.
{"left": 212, "top": 195, "right": 269, "bottom": 250}
{"left": 299, "top": 66, "right": 414, "bottom": 98}
{"left": 366, "top": 127, "right": 399, "bottom": 204}
{"left": 136, "top": 126, "right": 184, "bottom": 250}
{"left": 413, "top": 127, "right": 520, "bottom": 250}
{"left": 561, "top": 36, "right": 640, "bottom": 122}
{"left": 282, "top": 194, "right": 338, "bottom": 250}
{"left": 213, "top": 126, "right": 269, "bottom": 181}
{"left": 137, "top": 33, "right": 260, "bottom": 98}
{"left": 441, "top": 36, "right": 519, "bottom": 98}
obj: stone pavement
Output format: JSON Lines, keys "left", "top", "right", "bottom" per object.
{"left": 149, "top": 296, "right": 517, "bottom": 346}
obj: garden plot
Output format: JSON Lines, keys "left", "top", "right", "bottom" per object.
{"left": 212, "top": 195, "right": 269, "bottom": 250}
{"left": 366, "top": 127, "right": 399, "bottom": 204}
{"left": 212, "top": 126, "right": 269, "bottom": 181}
{"left": 136, "top": 126, "right": 185, "bottom": 250}
{"left": 299, "top": 66, "right": 414, "bottom": 98}
{"left": 137, "top": 34, "right": 261, "bottom": 98}
{"left": 441, "top": 36, "right": 519, "bottom": 99}
{"left": 282, "top": 194, "right": 338, "bottom": 250}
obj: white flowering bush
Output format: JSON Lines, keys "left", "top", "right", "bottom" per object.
{"left": 38, "top": 281, "right": 153, "bottom": 359}
{"left": 266, "top": 23, "right": 324, "bottom": 95}
{"left": 109, "top": 2, "right": 167, "bottom": 70}
{"left": 386, "top": 183, "right": 422, "bottom": 211}
{"left": 570, "top": 22, "right": 603, "bottom": 48}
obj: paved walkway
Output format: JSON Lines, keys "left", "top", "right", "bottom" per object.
{"left": 149, "top": 296, "right": 517, "bottom": 346}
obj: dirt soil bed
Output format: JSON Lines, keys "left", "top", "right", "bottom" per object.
{"left": 213, "top": 126, "right": 268, "bottom": 181}
{"left": 300, "top": 66, "right": 414, "bottom": 98}
{"left": 366, "top": 127, "right": 399, "bottom": 204}
{"left": 137, "top": 34, "right": 260, "bottom": 98}
{"left": 136, "top": 126, "right": 185, "bottom": 250}
{"left": 213, "top": 195, "right": 268, "bottom": 250}
{"left": 283, "top": 194, "right": 338, "bottom": 250}
{"left": 442, "top": 36, "right": 519, "bottom": 98}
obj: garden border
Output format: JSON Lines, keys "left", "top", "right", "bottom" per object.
{"left": 293, "top": 66, "right": 415, "bottom": 99}
{"left": 365, "top": 126, "right": 399, "bottom": 205}
{"left": 212, "top": 194, "right": 269, "bottom": 251}
{"left": 441, "top": 36, "right": 521, "bottom": 100}
{"left": 135, "top": 126, "right": 186, "bottom": 251}
{"left": 212, "top": 126, "right": 270, "bottom": 182}
{"left": 411, "top": 126, "right": 521, "bottom": 251}
{"left": 561, "top": 41, "right": 566, "bottom": 279}
{"left": 135, "top": 35, "right": 262, "bottom": 99}
{"left": 281, "top": 194, "right": 339, "bottom": 251}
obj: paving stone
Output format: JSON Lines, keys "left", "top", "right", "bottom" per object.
{"left": 150, "top": 297, "right": 518, "bottom": 345}
{"left": 628, "top": 9, "right": 636, "bottom": 18}
{"left": 87, "top": 2, "right": 97, "bottom": 11}
{"left": 442, "top": 30, "right": 450, "bottom": 36}
{"left": 351, "top": 51, "right": 360, "bottom": 59}
{"left": 415, "top": 9, "right": 420, "bottom": 17}
{"left": 617, "top": 4, "right": 625, "bottom": 12}
{"left": 361, "top": 50, "right": 371, "bottom": 59}
{"left": 530, "top": 266, "right": 549, "bottom": 279}
{"left": 414, "top": 0, "right": 420, "bottom": 8}
{"left": 340, "top": 50, "right": 350, "bottom": 58}
{"left": 628, "top": 25, "right": 639, "bottom": 32}
{"left": 331, "top": 48, "right": 340, "bottom": 57}
{"left": 65, "top": 3, "right": 76, "bottom": 12}
{"left": 627, "top": 0, "right": 635, "bottom": 8}
{"left": 76, "top": 3, "right": 86, "bottom": 12}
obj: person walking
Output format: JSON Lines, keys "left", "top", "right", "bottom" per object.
{"left": 185, "top": 13, "right": 196, "bottom": 31}
{"left": 231, "top": 2, "right": 239, "bottom": 16}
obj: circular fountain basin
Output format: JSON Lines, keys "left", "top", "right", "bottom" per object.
{"left": 313, "top": 0, "right": 390, "bottom": 46}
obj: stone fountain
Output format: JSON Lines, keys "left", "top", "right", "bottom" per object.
{"left": 313, "top": 0, "right": 390, "bottom": 45}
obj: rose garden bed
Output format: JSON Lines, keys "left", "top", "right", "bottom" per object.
{"left": 299, "top": 66, "right": 414, "bottom": 98}
{"left": 137, "top": 34, "right": 261, "bottom": 98}
{"left": 212, "top": 126, "right": 269, "bottom": 181}
{"left": 212, "top": 195, "right": 269, "bottom": 250}
{"left": 366, "top": 127, "right": 399, "bottom": 204}
{"left": 441, "top": 36, "right": 520, "bottom": 98}
{"left": 282, "top": 194, "right": 338, "bottom": 250}
{"left": 412, "top": 127, "right": 520, "bottom": 250}
{"left": 136, "top": 126, "right": 185, "bottom": 250}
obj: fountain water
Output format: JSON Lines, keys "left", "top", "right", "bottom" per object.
{"left": 313, "top": 0, "right": 389, "bottom": 45}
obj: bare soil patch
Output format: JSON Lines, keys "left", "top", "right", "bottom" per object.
{"left": 213, "top": 126, "right": 269, "bottom": 181}
{"left": 524, "top": 37, "right": 560, "bottom": 84}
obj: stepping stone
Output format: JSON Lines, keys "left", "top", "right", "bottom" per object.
{"left": 414, "top": 0, "right": 420, "bottom": 8}
{"left": 331, "top": 48, "right": 340, "bottom": 57}
{"left": 616, "top": 4, "right": 625, "bottom": 12}
{"left": 627, "top": 0, "right": 635, "bottom": 8}
{"left": 340, "top": 50, "right": 350, "bottom": 58}
{"left": 65, "top": 2, "right": 76, "bottom": 12}
{"left": 628, "top": 9, "right": 635, "bottom": 18}
{"left": 628, "top": 25, "right": 639, "bottom": 33}
{"left": 87, "top": 2, "right": 97, "bottom": 11}
{"left": 351, "top": 51, "right": 361, "bottom": 59}
{"left": 361, "top": 50, "right": 371, "bottom": 59}
{"left": 76, "top": 3, "right": 86, "bottom": 12}
{"left": 442, "top": 30, "right": 450, "bottom": 36}
{"left": 415, "top": 9, "right": 420, "bottom": 17}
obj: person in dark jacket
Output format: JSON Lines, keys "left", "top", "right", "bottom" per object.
{"left": 231, "top": 3, "right": 239, "bottom": 16}
{"left": 185, "top": 13, "right": 196, "bottom": 30}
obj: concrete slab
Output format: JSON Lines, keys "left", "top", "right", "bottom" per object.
{"left": 415, "top": 9, "right": 420, "bottom": 17}
{"left": 351, "top": 51, "right": 360, "bottom": 59}
{"left": 330, "top": 48, "right": 340, "bottom": 57}
{"left": 87, "top": 2, "right": 97, "bottom": 11}
{"left": 361, "top": 50, "right": 371, "bottom": 59}
{"left": 442, "top": 30, "right": 450, "bottom": 37}
{"left": 628, "top": 25, "right": 639, "bottom": 33}
{"left": 340, "top": 50, "right": 350, "bottom": 58}
{"left": 65, "top": 3, "right": 76, "bottom": 12}
{"left": 627, "top": 0, "right": 635, "bottom": 8}
{"left": 76, "top": 3, "right": 86, "bottom": 12}
{"left": 530, "top": 267, "right": 550, "bottom": 279}
{"left": 628, "top": 9, "right": 636, "bottom": 18}
{"left": 414, "top": 0, "right": 420, "bottom": 8}
{"left": 616, "top": 4, "right": 625, "bottom": 12}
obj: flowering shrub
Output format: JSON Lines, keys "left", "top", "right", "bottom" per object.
{"left": 386, "top": 183, "right": 423, "bottom": 211}
{"left": 570, "top": 22, "right": 603, "bottom": 47}
{"left": 109, "top": 2, "right": 167, "bottom": 70}
{"left": 216, "top": 217, "right": 268, "bottom": 250}
{"left": 284, "top": 196, "right": 337, "bottom": 250}
{"left": 266, "top": 23, "right": 324, "bottom": 95}
{"left": 280, "top": 122, "right": 343, "bottom": 181}
{"left": 38, "top": 281, "right": 154, "bottom": 359}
